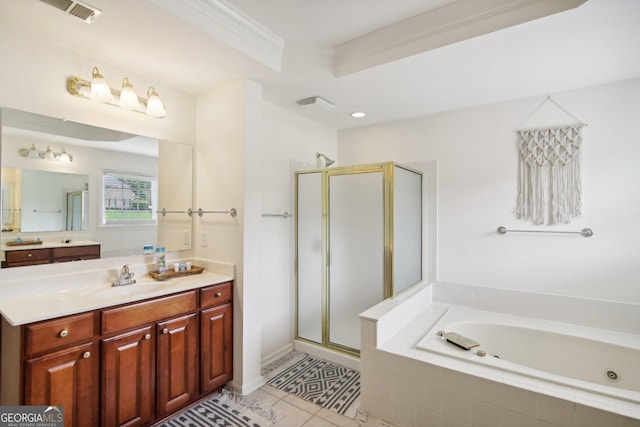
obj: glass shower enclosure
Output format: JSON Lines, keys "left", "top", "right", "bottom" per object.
{"left": 295, "top": 162, "right": 422, "bottom": 356}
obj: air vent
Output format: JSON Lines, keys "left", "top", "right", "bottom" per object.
{"left": 38, "top": 0, "right": 101, "bottom": 23}
{"left": 296, "top": 96, "right": 334, "bottom": 110}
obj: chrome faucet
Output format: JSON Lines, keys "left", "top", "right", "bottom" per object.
{"left": 112, "top": 264, "right": 136, "bottom": 286}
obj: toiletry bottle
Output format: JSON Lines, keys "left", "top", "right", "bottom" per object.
{"left": 156, "top": 246, "right": 166, "bottom": 274}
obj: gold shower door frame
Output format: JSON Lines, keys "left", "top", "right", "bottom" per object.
{"left": 295, "top": 162, "right": 422, "bottom": 356}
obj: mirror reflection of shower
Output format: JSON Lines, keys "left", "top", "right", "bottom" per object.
{"left": 316, "top": 152, "right": 335, "bottom": 168}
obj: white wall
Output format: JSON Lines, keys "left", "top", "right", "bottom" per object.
{"left": 339, "top": 78, "right": 640, "bottom": 304}
{"left": 195, "top": 79, "right": 265, "bottom": 393}
{"left": 259, "top": 102, "right": 337, "bottom": 363}
{"left": 0, "top": 24, "right": 195, "bottom": 145}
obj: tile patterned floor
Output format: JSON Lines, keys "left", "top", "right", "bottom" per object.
{"left": 249, "top": 384, "right": 389, "bottom": 427}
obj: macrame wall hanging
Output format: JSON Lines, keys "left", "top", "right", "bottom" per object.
{"left": 516, "top": 97, "right": 587, "bottom": 225}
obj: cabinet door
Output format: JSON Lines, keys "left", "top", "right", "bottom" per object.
{"left": 102, "top": 326, "right": 154, "bottom": 427}
{"left": 24, "top": 341, "right": 98, "bottom": 427}
{"left": 200, "top": 303, "right": 232, "bottom": 393}
{"left": 156, "top": 313, "right": 198, "bottom": 416}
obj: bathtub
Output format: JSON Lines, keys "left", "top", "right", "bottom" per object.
{"left": 416, "top": 305, "right": 640, "bottom": 410}
{"left": 360, "top": 289, "right": 640, "bottom": 425}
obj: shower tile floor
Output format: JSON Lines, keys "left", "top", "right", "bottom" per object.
{"left": 249, "top": 384, "right": 392, "bottom": 427}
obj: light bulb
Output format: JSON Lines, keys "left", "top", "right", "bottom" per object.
{"left": 44, "top": 146, "right": 56, "bottom": 161}
{"left": 89, "top": 67, "right": 114, "bottom": 102}
{"left": 145, "top": 87, "right": 166, "bottom": 118}
{"left": 27, "top": 144, "right": 40, "bottom": 159}
{"left": 118, "top": 77, "right": 141, "bottom": 110}
{"left": 59, "top": 148, "right": 71, "bottom": 163}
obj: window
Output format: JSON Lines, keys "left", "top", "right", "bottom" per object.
{"left": 102, "top": 170, "right": 157, "bottom": 225}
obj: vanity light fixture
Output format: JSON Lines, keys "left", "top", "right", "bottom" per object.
{"left": 19, "top": 144, "right": 74, "bottom": 162}
{"left": 43, "top": 146, "right": 56, "bottom": 161}
{"left": 118, "top": 77, "right": 142, "bottom": 110}
{"left": 26, "top": 144, "right": 40, "bottom": 159}
{"left": 89, "top": 67, "right": 114, "bottom": 102}
{"left": 58, "top": 148, "right": 72, "bottom": 163}
{"left": 146, "top": 87, "right": 167, "bottom": 118}
{"left": 67, "top": 67, "right": 167, "bottom": 118}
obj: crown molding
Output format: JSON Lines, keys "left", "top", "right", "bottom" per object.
{"left": 283, "top": 45, "right": 335, "bottom": 67}
{"left": 335, "top": 0, "right": 587, "bottom": 76}
{"left": 149, "top": 0, "right": 285, "bottom": 72}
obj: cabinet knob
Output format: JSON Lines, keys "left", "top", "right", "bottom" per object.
{"left": 215, "top": 292, "right": 222, "bottom": 297}
{"left": 82, "top": 351, "right": 91, "bottom": 359}
{"left": 27, "top": 253, "right": 33, "bottom": 257}
{"left": 144, "top": 334, "right": 151, "bottom": 340}
{"left": 59, "top": 329, "right": 69, "bottom": 338}
{"left": 162, "top": 328, "right": 169, "bottom": 334}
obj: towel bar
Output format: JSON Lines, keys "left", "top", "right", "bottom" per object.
{"left": 497, "top": 226, "right": 593, "bottom": 237}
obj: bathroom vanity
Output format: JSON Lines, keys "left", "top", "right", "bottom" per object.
{"left": 1, "top": 241, "right": 101, "bottom": 268}
{"left": 0, "top": 271, "right": 233, "bottom": 427}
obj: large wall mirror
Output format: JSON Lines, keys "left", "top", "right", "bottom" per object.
{"left": 0, "top": 107, "right": 193, "bottom": 268}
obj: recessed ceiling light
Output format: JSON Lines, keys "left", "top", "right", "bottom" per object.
{"left": 351, "top": 111, "right": 366, "bottom": 118}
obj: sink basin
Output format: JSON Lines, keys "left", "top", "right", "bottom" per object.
{"left": 91, "top": 280, "right": 177, "bottom": 299}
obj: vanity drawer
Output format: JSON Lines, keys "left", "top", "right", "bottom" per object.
{"left": 52, "top": 245, "right": 100, "bottom": 262}
{"left": 6, "top": 248, "right": 52, "bottom": 265}
{"left": 24, "top": 312, "right": 95, "bottom": 356}
{"left": 101, "top": 291, "right": 197, "bottom": 334}
{"left": 200, "top": 282, "right": 232, "bottom": 308}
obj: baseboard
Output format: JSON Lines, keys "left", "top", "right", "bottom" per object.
{"left": 228, "top": 375, "right": 266, "bottom": 396}
{"left": 261, "top": 343, "right": 294, "bottom": 367}
{"left": 293, "top": 340, "right": 360, "bottom": 371}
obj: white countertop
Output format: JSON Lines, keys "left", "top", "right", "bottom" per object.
{"left": 0, "top": 260, "right": 234, "bottom": 326}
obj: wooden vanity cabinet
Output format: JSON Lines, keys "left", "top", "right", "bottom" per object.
{"left": 101, "top": 291, "right": 198, "bottom": 427}
{"left": 156, "top": 313, "right": 198, "bottom": 416}
{"left": 3, "top": 244, "right": 100, "bottom": 268}
{"left": 101, "top": 326, "right": 155, "bottom": 427}
{"left": 4, "top": 248, "right": 51, "bottom": 267}
{"left": 21, "top": 312, "right": 99, "bottom": 427}
{"left": 52, "top": 245, "right": 101, "bottom": 263}
{"left": 0, "top": 281, "right": 233, "bottom": 427}
{"left": 200, "top": 282, "right": 233, "bottom": 393}
{"left": 25, "top": 342, "right": 99, "bottom": 427}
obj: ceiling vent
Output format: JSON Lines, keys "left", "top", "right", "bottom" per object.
{"left": 38, "top": 0, "right": 102, "bottom": 23}
{"left": 296, "top": 96, "right": 334, "bottom": 110}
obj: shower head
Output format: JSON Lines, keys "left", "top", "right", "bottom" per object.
{"left": 316, "top": 152, "right": 335, "bottom": 167}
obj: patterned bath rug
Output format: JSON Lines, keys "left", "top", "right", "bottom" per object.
{"left": 263, "top": 352, "right": 365, "bottom": 422}
{"left": 159, "top": 388, "right": 283, "bottom": 427}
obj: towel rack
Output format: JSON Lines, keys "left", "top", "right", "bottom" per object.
{"left": 190, "top": 208, "right": 237, "bottom": 218}
{"left": 33, "top": 209, "right": 62, "bottom": 213}
{"left": 156, "top": 208, "right": 189, "bottom": 217}
{"left": 262, "top": 211, "right": 293, "bottom": 218}
{"left": 497, "top": 226, "right": 593, "bottom": 238}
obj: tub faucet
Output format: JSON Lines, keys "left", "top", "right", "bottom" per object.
{"left": 112, "top": 264, "right": 136, "bottom": 286}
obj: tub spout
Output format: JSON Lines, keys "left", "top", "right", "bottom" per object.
{"left": 437, "top": 330, "right": 480, "bottom": 350}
